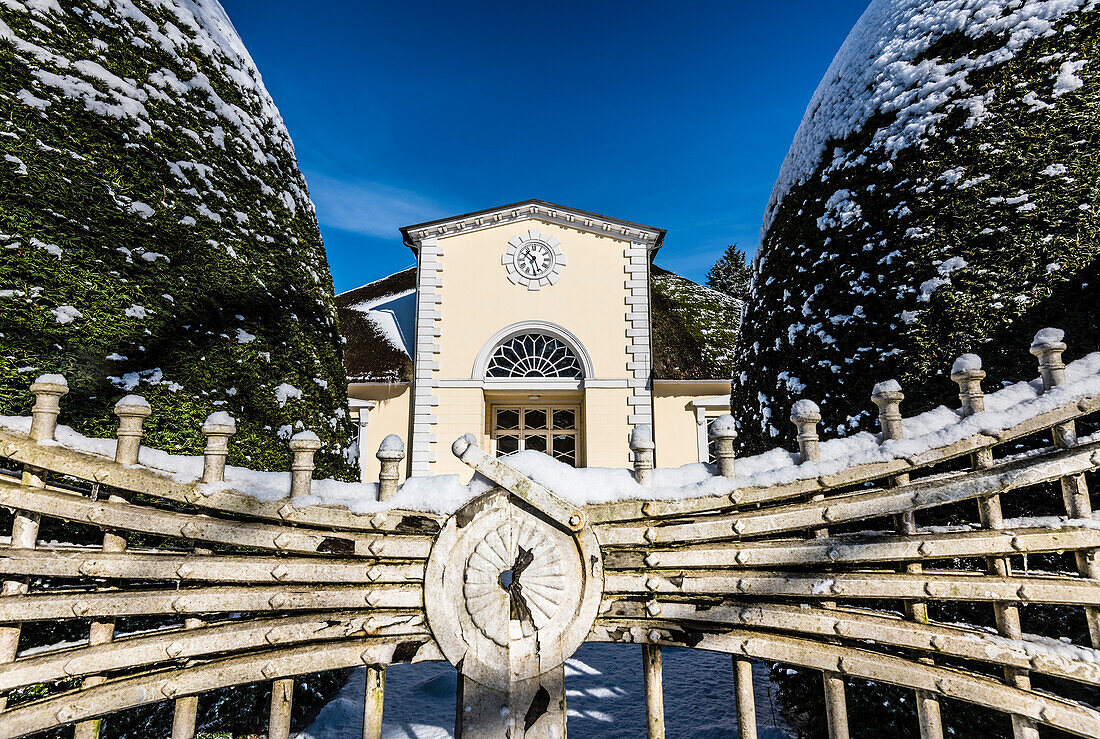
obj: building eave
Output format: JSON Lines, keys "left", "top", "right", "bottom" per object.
{"left": 400, "top": 199, "right": 666, "bottom": 254}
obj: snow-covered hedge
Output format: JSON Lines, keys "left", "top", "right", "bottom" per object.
{"left": 0, "top": 0, "right": 356, "bottom": 480}
{"left": 733, "top": 0, "right": 1099, "bottom": 453}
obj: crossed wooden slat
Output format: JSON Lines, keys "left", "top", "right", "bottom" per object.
{"left": 0, "top": 331, "right": 1097, "bottom": 738}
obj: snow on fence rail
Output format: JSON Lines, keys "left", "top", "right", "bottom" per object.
{"left": 0, "top": 329, "right": 1098, "bottom": 738}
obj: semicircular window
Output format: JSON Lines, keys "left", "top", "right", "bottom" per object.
{"left": 486, "top": 334, "right": 584, "bottom": 379}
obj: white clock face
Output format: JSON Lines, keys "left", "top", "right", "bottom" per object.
{"left": 514, "top": 241, "right": 554, "bottom": 279}
{"left": 502, "top": 230, "right": 566, "bottom": 290}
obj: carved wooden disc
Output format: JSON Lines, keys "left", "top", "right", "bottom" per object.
{"left": 423, "top": 490, "right": 603, "bottom": 693}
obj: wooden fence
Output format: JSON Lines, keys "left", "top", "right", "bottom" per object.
{"left": 0, "top": 329, "right": 1098, "bottom": 737}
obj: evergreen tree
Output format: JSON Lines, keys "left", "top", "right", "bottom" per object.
{"left": 705, "top": 244, "right": 751, "bottom": 301}
{"left": 0, "top": 1, "right": 355, "bottom": 733}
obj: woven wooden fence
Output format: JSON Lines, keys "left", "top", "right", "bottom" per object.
{"left": 0, "top": 329, "right": 1098, "bottom": 738}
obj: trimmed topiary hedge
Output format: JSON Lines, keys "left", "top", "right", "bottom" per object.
{"left": 734, "top": 2, "right": 1100, "bottom": 736}
{"left": 0, "top": 0, "right": 356, "bottom": 481}
{"left": 733, "top": 1, "right": 1099, "bottom": 454}
{"left": 1, "top": 1, "right": 356, "bottom": 734}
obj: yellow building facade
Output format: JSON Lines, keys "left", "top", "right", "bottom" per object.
{"left": 337, "top": 201, "right": 740, "bottom": 484}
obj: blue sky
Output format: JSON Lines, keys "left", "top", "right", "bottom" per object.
{"left": 220, "top": 1, "right": 870, "bottom": 293}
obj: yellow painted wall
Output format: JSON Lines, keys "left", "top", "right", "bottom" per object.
{"left": 348, "top": 384, "right": 411, "bottom": 483}
{"left": 435, "top": 219, "right": 633, "bottom": 380}
{"left": 432, "top": 386, "right": 488, "bottom": 481}
{"left": 583, "top": 387, "right": 633, "bottom": 468}
{"left": 653, "top": 381, "right": 731, "bottom": 467}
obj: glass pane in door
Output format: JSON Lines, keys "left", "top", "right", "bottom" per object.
{"left": 553, "top": 409, "right": 576, "bottom": 430}
{"left": 496, "top": 408, "right": 520, "bottom": 430}
{"left": 497, "top": 435, "right": 520, "bottom": 456}
{"left": 552, "top": 435, "right": 576, "bottom": 466}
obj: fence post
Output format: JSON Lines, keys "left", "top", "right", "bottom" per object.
{"left": 951, "top": 355, "right": 1038, "bottom": 739}
{"left": 631, "top": 425, "right": 663, "bottom": 739}
{"left": 871, "top": 383, "right": 943, "bottom": 739}
{"left": 0, "top": 375, "right": 67, "bottom": 711}
{"left": 289, "top": 431, "right": 322, "bottom": 500}
{"left": 74, "top": 395, "right": 152, "bottom": 739}
{"left": 364, "top": 662, "right": 386, "bottom": 739}
{"left": 790, "top": 401, "right": 850, "bottom": 739}
{"left": 267, "top": 432, "right": 324, "bottom": 739}
{"left": 363, "top": 435, "right": 403, "bottom": 738}
{"left": 1030, "top": 329, "right": 1100, "bottom": 648}
{"left": 376, "top": 434, "right": 404, "bottom": 502}
{"left": 710, "top": 415, "right": 736, "bottom": 479}
{"left": 709, "top": 415, "right": 756, "bottom": 738}
{"left": 172, "top": 412, "right": 236, "bottom": 739}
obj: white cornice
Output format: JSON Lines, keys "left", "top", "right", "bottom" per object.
{"left": 402, "top": 201, "right": 664, "bottom": 251}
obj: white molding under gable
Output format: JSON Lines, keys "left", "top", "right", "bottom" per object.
{"left": 691, "top": 395, "right": 733, "bottom": 409}
{"left": 436, "top": 377, "right": 631, "bottom": 390}
{"left": 402, "top": 201, "right": 664, "bottom": 251}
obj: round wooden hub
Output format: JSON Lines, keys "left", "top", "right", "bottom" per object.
{"left": 423, "top": 490, "right": 603, "bottom": 693}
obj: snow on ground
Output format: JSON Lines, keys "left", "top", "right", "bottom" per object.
{"left": 295, "top": 646, "right": 791, "bottom": 739}
{"left": 4, "top": 347, "right": 1100, "bottom": 515}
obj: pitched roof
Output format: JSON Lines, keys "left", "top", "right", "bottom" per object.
{"left": 399, "top": 199, "right": 666, "bottom": 252}
{"left": 337, "top": 265, "right": 740, "bottom": 383}
{"left": 335, "top": 268, "right": 416, "bottom": 383}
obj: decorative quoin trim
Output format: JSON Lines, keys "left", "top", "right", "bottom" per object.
{"left": 411, "top": 238, "right": 442, "bottom": 476}
{"left": 401, "top": 200, "right": 665, "bottom": 252}
{"left": 625, "top": 240, "right": 653, "bottom": 435}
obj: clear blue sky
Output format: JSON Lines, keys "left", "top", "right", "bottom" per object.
{"left": 220, "top": 1, "right": 870, "bottom": 293}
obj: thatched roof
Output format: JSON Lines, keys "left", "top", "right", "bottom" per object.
{"left": 337, "top": 265, "right": 739, "bottom": 382}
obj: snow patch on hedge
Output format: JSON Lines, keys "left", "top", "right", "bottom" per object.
{"left": 765, "top": 0, "right": 1095, "bottom": 231}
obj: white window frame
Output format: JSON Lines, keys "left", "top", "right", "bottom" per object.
{"left": 348, "top": 399, "right": 377, "bottom": 482}
{"left": 691, "top": 396, "right": 731, "bottom": 463}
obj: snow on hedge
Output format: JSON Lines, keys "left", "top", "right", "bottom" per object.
{"left": 1, "top": 0, "right": 356, "bottom": 482}
{"left": 767, "top": 0, "right": 1097, "bottom": 228}
{"left": 734, "top": 0, "right": 1098, "bottom": 453}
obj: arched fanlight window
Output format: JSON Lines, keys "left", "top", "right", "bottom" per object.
{"left": 485, "top": 334, "right": 584, "bottom": 379}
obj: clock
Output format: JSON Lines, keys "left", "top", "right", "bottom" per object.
{"left": 502, "top": 230, "right": 566, "bottom": 290}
